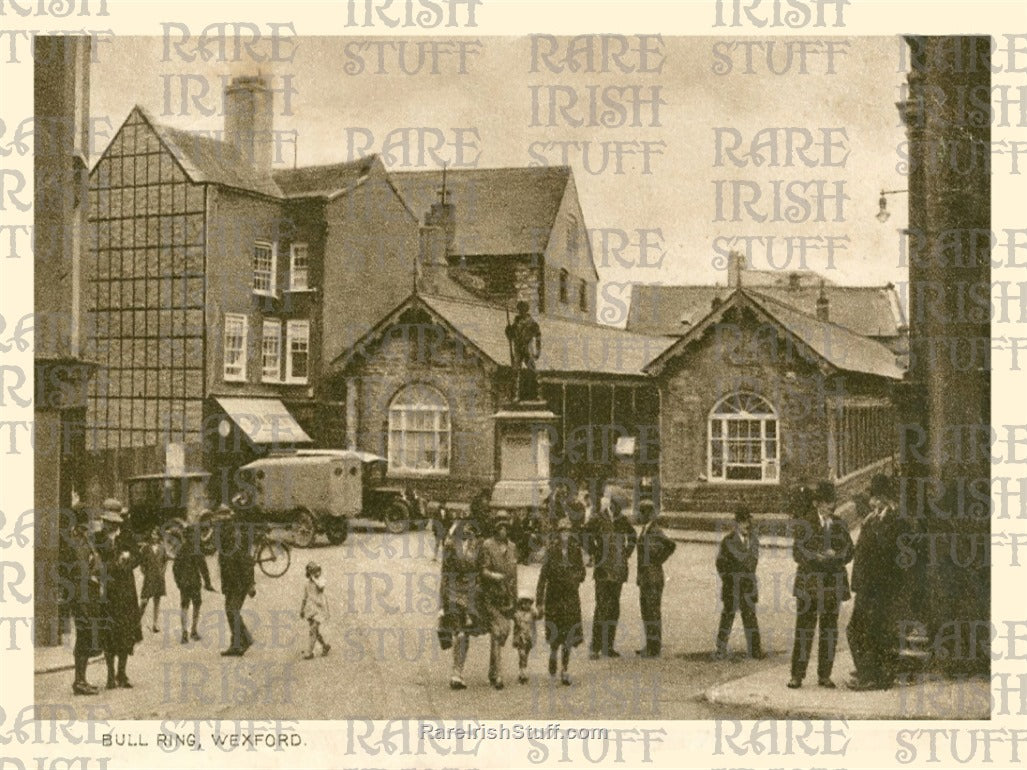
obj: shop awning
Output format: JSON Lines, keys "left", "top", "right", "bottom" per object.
{"left": 214, "top": 397, "right": 312, "bottom": 445}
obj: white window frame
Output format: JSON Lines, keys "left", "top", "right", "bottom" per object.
{"left": 261, "top": 319, "right": 282, "bottom": 382}
{"left": 289, "top": 243, "right": 309, "bottom": 291}
{"left": 223, "top": 314, "right": 248, "bottom": 382}
{"left": 708, "top": 392, "right": 779, "bottom": 484}
{"left": 252, "top": 241, "right": 276, "bottom": 296}
{"left": 285, "top": 319, "right": 310, "bottom": 384}
{"left": 387, "top": 384, "right": 451, "bottom": 476}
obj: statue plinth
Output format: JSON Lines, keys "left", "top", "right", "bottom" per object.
{"left": 491, "top": 402, "right": 557, "bottom": 510}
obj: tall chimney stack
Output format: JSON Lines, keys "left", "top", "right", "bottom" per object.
{"left": 224, "top": 74, "right": 273, "bottom": 172}
{"left": 728, "top": 250, "right": 746, "bottom": 288}
{"left": 816, "top": 280, "right": 830, "bottom": 321}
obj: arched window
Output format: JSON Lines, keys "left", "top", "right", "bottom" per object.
{"left": 558, "top": 268, "right": 569, "bottom": 303}
{"left": 708, "top": 393, "right": 779, "bottom": 483}
{"left": 388, "top": 384, "right": 450, "bottom": 474}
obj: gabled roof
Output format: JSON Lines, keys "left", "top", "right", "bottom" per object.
{"left": 273, "top": 156, "right": 377, "bottom": 198}
{"left": 389, "top": 167, "right": 572, "bottom": 256}
{"left": 627, "top": 281, "right": 907, "bottom": 339}
{"left": 644, "top": 289, "right": 905, "bottom": 381}
{"left": 132, "top": 107, "right": 283, "bottom": 198}
{"left": 336, "top": 293, "right": 675, "bottom": 377}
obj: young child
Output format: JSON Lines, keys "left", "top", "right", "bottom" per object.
{"left": 300, "top": 561, "right": 331, "bottom": 659}
{"left": 138, "top": 528, "right": 168, "bottom": 633}
{"left": 512, "top": 588, "right": 537, "bottom": 684}
{"left": 172, "top": 524, "right": 214, "bottom": 644}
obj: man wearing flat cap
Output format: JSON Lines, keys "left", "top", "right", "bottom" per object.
{"left": 788, "top": 481, "right": 853, "bottom": 689}
{"left": 847, "top": 474, "right": 901, "bottom": 690}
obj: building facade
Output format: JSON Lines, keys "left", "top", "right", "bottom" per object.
{"left": 645, "top": 288, "right": 904, "bottom": 512}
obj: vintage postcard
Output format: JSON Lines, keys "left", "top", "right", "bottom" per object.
{"left": 1, "top": 0, "right": 1023, "bottom": 767}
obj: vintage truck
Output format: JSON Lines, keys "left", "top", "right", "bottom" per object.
{"left": 232, "top": 449, "right": 423, "bottom": 547}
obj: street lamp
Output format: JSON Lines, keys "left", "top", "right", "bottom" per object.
{"left": 876, "top": 188, "right": 909, "bottom": 223}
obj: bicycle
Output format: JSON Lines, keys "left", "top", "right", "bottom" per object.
{"left": 250, "top": 523, "right": 291, "bottom": 578}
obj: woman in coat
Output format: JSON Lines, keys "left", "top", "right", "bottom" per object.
{"left": 535, "top": 517, "right": 586, "bottom": 685}
{"left": 97, "top": 503, "right": 143, "bottom": 689}
{"left": 439, "top": 516, "right": 484, "bottom": 690}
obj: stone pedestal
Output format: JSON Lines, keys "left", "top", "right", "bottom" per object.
{"left": 491, "top": 402, "right": 557, "bottom": 510}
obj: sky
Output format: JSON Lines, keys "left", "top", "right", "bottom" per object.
{"left": 89, "top": 35, "right": 911, "bottom": 321}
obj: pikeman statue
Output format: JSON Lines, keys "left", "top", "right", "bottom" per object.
{"left": 505, "top": 300, "right": 542, "bottom": 402}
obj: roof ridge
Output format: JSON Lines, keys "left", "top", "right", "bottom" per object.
{"left": 391, "top": 165, "right": 572, "bottom": 175}
{"left": 746, "top": 288, "right": 894, "bottom": 348}
{"left": 274, "top": 156, "right": 378, "bottom": 174}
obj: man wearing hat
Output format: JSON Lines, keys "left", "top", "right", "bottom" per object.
{"left": 67, "top": 505, "right": 104, "bottom": 695}
{"left": 714, "top": 508, "right": 764, "bottom": 660}
{"left": 847, "top": 474, "right": 901, "bottom": 690}
{"left": 219, "top": 520, "right": 257, "bottom": 656}
{"left": 788, "top": 481, "right": 854, "bottom": 689}
{"left": 478, "top": 511, "right": 519, "bottom": 689}
{"left": 584, "top": 492, "right": 636, "bottom": 659}
{"left": 635, "top": 500, "right": 676, "bottom": 658}
{"left": 97, "top": 500, "right": 142, "bottom": 689}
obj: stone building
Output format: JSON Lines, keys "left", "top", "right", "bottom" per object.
{"left": 643, "top": 285, "right": 905, "bottom": 512}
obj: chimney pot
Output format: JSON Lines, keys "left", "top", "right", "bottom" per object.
{"left": 728, "top": 251, "right": 746, "bottom": 288}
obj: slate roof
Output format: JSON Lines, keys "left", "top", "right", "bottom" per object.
{"left": 390, "top": 167, "right": 572, "bottom": 256}
{"left": 338, "top": 293, "right": 675, "bottom": 377}
{"left": 136, "top": 108, "right": 284, "bottom": 198}
{"left": 644, "top": 289, "right": 905, "bottom": 381}
{"left": 273, "top": 157, "right": 377, "bottom": 198}
{"left": 628, "top": 281, "right": 906, "bottom": 339}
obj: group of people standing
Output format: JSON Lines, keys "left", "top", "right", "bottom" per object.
{"left": 63, "top": 502, "right": 261, "bottom": 695}
{"left": 437, "top": 493, "right": 677, "bottom": 690}
{"left": 713, "top": 474, "right": 904, "bottom": 691}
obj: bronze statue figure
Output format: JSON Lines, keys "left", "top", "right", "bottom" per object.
{"left": 505, "top": 300, "right": 542, "bottom": 402}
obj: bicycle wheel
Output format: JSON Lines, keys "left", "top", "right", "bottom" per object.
{"left": 257, "top": 537, "right": 291, "bottom": 578}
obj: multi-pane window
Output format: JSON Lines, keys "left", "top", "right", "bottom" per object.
{"left": 289, "top": 243, "right": 309, "bottom": 290}
{"left": 708, "top": 393, "right": 779, "bottom": 483}
{"left": 388, "top": 383, "right": 450, "bottom": 474}
{"left": 286, "top": 320, "right": 309, "bottom": 383}
{"left": 559, "top": 268, "right": 569, "bottom": 303}
{"left": 223, "top": 314, "right": 248, "bottom": 381}
{"left": 252, "top": 241, "right": 275, "bottom": 295}
{"left": 261, "top": 319, "right": 281, "bottom": 382}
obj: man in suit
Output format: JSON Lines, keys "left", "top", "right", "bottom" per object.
{"left": 219, "top": 520, "right": 256, "bottom": 656}
{"left": 788, "top": 481, "right": 854, "bottom": 688}
{"left": 584, "top": 494, "right": 637, "bottom": 658}
{"left": 847, "top": 474, "right": 902, "bottom": 690}
{"left": 635, "top": 500, "right": 676, "bottom": 658}
{"left": 715, "top": 508, "right": 764, "bottom": 659}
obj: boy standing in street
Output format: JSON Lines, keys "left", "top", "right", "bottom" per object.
{"left": 714, "top": 508, "right": 764, "bottom": 659}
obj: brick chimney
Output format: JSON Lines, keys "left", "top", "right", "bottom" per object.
{"left": 728, "top": 250, "right": 746, "bottom": 288}
{"left": 224, "top": 74, "right": 273, "bottom": 172}
{"left": 816, "top": 280, "right": 830, "bottom": 321}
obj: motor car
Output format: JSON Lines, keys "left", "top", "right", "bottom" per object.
{"left": 232, "top": 449, "right": 424, "bottom": 547}
{"left": 123, "top": 471, "right": 219, "bottom": 557}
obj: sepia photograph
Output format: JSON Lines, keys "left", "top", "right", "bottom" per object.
{"left": 15, "top": 10, "right": 1006, "bottom": 763}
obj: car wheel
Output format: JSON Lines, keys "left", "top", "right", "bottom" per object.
{"left": 292, "top": 509, "right": 317, "bottom": 548}
{"left": 325, "top": 517, "right": 349, "bottom": 545}
{"left": 385, "top": 501, "right": 410, "bottom": 535}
